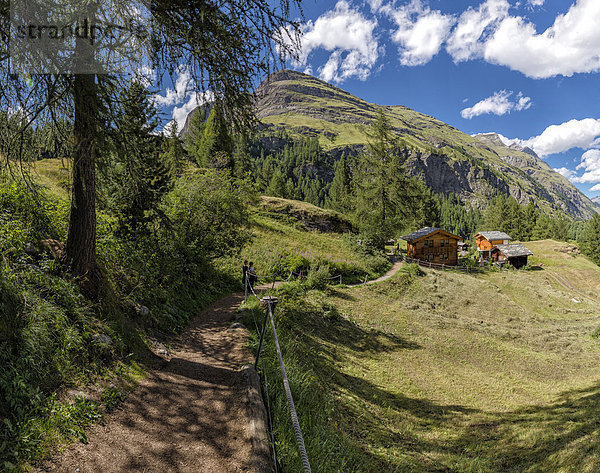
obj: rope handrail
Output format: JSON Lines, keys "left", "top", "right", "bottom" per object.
{"left": 266, "top": 299, "right": 312, "bottom": 473}
{"left": 245, "top": 274, "right": 312, "bottom": 473}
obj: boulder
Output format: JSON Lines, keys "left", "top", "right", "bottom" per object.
{"left": 92, "top": 334, "right": 113, "bottom": 346}
{"left": 134, "top": 304, "right": 150, "bottom": 317}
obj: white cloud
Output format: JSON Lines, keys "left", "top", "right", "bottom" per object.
{"left": 171, "top": 91, "right": 213, "bottom": 133}
{"left": 572, "top": 149, "right": 600, "bottom": 184}
{"left": 590, "top": 183, "right": 600, "bottom": 191}
{"left": 367, "top": 0, "right": 384, "bottom": 13}
{"left": 292, "top": 0, "right": 380, "bottom": 83}
{"left": 483, "top": 0, "right": 600, "bottom": 78}
{"left": 151, "top": 68, "right": 214, "bottom": 133}
{"left": 461, "top": 90, "right": 531, "bottom": 119}
{"left": 446, "top": 0, "right": 509, "bottom": 62}
{"left": 384, "top": 0, "right": 600, "bottom": 78}
{"left": 384, "top": 0, "right": 455, "bottom": 66}
{"left": 554, "top": 167, "right": 577, "bottom": 181}
{"left": 153, "top": 68, "right": 193, "bottom": 107}
{"left": 521, "top": 118, "right": 600, "bottom": 157}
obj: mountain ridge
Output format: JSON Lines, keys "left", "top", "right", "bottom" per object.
{"left": 184, "top": 69, "right": 598, "bottom": 219}
{"left": 254, "top": 70, "right": 598, "bottom": 219}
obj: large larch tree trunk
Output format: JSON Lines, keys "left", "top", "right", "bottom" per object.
{"left": 65, "top": 73, "right": 100, "bottom": 299}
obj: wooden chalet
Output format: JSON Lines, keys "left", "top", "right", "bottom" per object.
{"left": 401, "top": 227, "right": 461, "bottom": 266}
{"left": 492, "top": 243, "right": 533, "bottom": 269}
{"left": 474, "top": 231, "right": 512, "bottom": 260}
{"left": 475, "top": 231, "right": 533, "bottom": 268}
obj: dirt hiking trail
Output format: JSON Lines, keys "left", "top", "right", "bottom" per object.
{"left": 36, "top": 266, "right": 404, "bottom": 473}
{"left": 37, "top": 293, "right": 258, "bottom": 473}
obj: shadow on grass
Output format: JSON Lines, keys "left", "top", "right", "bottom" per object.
{"left": 261, "top": 291, "right": 600, "bottom": 472}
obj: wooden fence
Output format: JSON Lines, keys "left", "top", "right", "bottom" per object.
{"left": 400, "top": 255, "right": 501, "bottom": 274}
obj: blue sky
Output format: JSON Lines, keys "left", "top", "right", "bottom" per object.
{"left": 155, "top": 0, "right": 600, "bottom": 199}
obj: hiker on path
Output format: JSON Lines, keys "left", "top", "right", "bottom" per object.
{"left": 242, "top": 260, "right": 248, "bottom": 289}
{"left": 247, "top": 262, "right": 257, "bottom": 289}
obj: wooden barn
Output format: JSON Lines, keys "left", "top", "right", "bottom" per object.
{"left": 492, "top": 243, "right": 533, "bottom": 269}
{"left": 474, "top": 231, "right": 512, "bottom": 261}
{"left": 401, "top": 227, "right": 461, "bottom": 266}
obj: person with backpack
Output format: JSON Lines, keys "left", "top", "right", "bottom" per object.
{"left": 247, "top": 262, "right": 258, "bottom": 289}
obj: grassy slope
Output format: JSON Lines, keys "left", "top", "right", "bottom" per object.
{"left": 250, "top": 240, "right": 600, "bottom": 472}
{"left": 230, "top": 196, "right": 390, "bottom": 282}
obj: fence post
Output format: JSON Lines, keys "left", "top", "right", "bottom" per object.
{"left": 255, "top": 296, "right": 278, "bottom": 370}
{"left": 244, "top": 272, "right": 248, "bottom": 303}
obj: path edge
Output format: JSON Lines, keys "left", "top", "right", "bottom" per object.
{"left": 242, "top": 363, "right": 274, "bottom": 473}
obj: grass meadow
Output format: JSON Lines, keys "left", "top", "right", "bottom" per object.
{"left": 245, "top": 240, "right": 600, "bottom": 472}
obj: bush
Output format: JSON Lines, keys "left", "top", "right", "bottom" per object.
{"left": 404, "top": 262, "right": 424, "bottom": 277}
{"left": 164, "top": 169, "right": 256, "bottom": 260}
{"left": 305, "top": 264, "right": 331, "bottom": 290}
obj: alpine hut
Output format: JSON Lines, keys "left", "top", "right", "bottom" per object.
{"left": 401, "top": 227, "right": 461, "bottom": 265}
{"left": 474, "top": 231, "right": 512, "bottom": 261}
{"left": 492, "top": 243, "right": 533, "bottom": 269}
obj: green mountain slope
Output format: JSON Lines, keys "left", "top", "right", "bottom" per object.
{"left": 254, "top": 69, "right": 598, "bottom": 219}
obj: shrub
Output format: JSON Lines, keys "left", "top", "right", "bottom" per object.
{"left": 164, "top": 169, "right": 257, "bottom": 260}
{"left": 404, "top": 262, "right": 424, "bottom": 277}
{"left": 305, "top": 264, "right": 331, "bottom": 290}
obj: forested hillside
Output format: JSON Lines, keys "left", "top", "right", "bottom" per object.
{"left": 204, "top": 69, "right": 597, "bottom": 220}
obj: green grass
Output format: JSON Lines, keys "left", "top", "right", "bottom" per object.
{"left": 30, "top": 159, "right": 72, "bottom": 201}
{"left": 222, "top": 197, "right": 390, "bottom": 283}
{"left": 246, "top": 240, "right": 600, "bottom": 472}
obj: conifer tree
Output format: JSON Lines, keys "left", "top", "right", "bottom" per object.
{"left": 161, "top": 121, "right": 187, "bottom": 178}
{"left": 266, "top": 169, "right": 286, "bottom": 197}
{"left": 580, "top": 214, "right": 600, "bottom": 265}
{"left": 103, "top": 81, "right": 171, "bottom": 239}
{"left": 354, "top": 109, "right": 410, "bottom": 243}
{"left": 196, "top": 106, "right": 234, "bottom": 169}
{"left": 327, "top": 153, "right": 353, "bottom": 214}
{"left": 523, "top": 202, "right": 538, "bottom": 241}
{"left": 532, "top": 214, "right": 552, "bottom": 240}
{"left": 184, "top": 107, "right": 208, "bottom": 160}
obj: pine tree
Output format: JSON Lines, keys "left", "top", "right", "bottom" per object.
{"left": 354, "top": 109, "right": 409, "bottom": 244}
{"left": 233, "top": 134, "right": 252, "bottom": 178}
{"left": 161, "top": 121, "right": 187, "bottom": 178}
{"left": 327, "top": 153, "right": 353, "bottom": 214}
{"left": 532, "top": 214, "right": 552, "bottom": 240}
{"left": 579, "top": 214, "right": 600, "bottom": 265}
{"left": 523, "top": 202, "right": 538, "bottom": 241}
{"left": 184, "top": 106, "right": 208, "bottom": 159}
{"left": 196, "top": 106, "right": 234, "bottom": 169}
{"left": 266, "top": 169, "right": 286, "bottom": 197}
{"left": 103, "top": 81, "right": 171, "bottom": 239}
